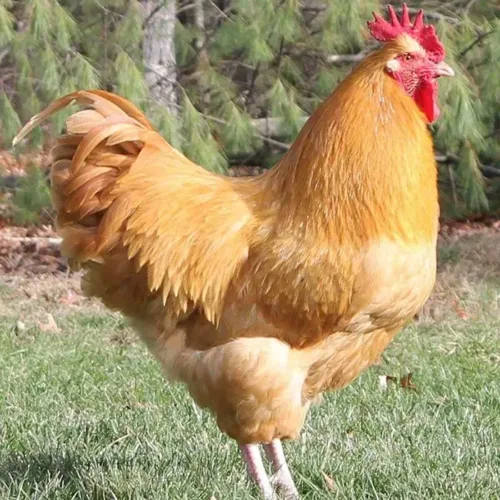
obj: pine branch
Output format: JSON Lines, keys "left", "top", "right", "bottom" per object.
{"left": 200, "top": 111, "right": 291, "bottom": 150}
{"left": 276, "top": 37, "right": 285, "bottom": 69}
{"left": 246, "top": 4, "right": 287, "bottom": 107}
{"left": 208, "top": 0, "right": 231, "bottom": 21}
{"left": 252, "top": 116, "right": 307, "bottom": 136}
{"left": 246, "top": 62, "right": 261, "bottom": 105}
{"left": 459, "top": 30, "right": 495, "bottom": 58}
{"left": 402, "top": 8, "right": 458, "bottom": 24}
{"left": 448, "top": 164, "right": 459, "bottom": 205}
{"left": 153, "top": 97, "right": 290, "bottom": 150}
{"left": 144, "top": 1, "right": 195, "bottom": 26}
{"left": 464, "top": 0, "right": 480, "bottom": 14}
{"left": 436, "top": 153, "right": 500, "bottom": 178}
{"left": 178, "top": 2, "right": 197, "bottom": 14}
{"left": 327, "top": 52, "right": 368, "bottom": 63}
{"left": 301, "top": 4, "right": 460, "bottom": 24}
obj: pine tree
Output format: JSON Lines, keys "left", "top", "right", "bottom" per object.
{"left": 2, "top": 0, "right": 499, "bottom": 215}
{"left": 429, "top": 0, "right": 500, "bottom": 214}
{"left": 0, "top": 0, "right": 140, "bottom": 145}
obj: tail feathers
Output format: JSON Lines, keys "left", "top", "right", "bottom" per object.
{"left": 13, "top": 89, "right": 153, "bottom": 146}
{"left": 13, "top": 90, "right": 166, "bottom": 262}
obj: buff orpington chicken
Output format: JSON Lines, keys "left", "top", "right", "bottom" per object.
{"left": 14, "top": 4, "right": 454, "bottom": 499}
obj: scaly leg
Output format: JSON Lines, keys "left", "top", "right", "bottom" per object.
{"left": 239, "top": 443, "right": 275, "bottom": 500}
{"left": 264, "top": 439, "right": 299, "bottom": 500}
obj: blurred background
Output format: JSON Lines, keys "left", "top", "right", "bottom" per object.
{"left": 0, "top": 0, "right": 499, "bottom": 225}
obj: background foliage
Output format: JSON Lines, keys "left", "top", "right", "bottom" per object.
{"left": 1, "top": 0, "right": 499, "bottom": 216}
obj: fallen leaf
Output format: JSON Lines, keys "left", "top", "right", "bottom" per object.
{"left": 380, "top": 373, "right": 416, "bottom": 390}
{"left": 15, "top": 320, "right": 26, "bottom": 333}
{"left": 37, "top": 313, "right": 60, "bottom": 333}
{"left": 322, "top": 472, "right": 337, "bottom": 492}
{"left": 400, "top": 373, "right": 416, "bottom": 390}
{"left": 59, "top": 289, "right": 83, "bottom": 305}
{"left": 451, "top": 299, "right": 470, "bottom": 320}
{"left": 346, "top": 430, "right": 355, "bottom": 452}
{"left": 456, "top": 309, "right": 470, "bottom": 320}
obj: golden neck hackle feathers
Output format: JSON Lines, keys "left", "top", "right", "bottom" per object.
{"left": 266, "top": 36, "right": 439, "bottom": 247}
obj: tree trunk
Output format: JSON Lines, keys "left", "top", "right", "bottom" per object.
{"left": 194, "top": 0, "right": 205, "bottom": 51}
{"left": 143, "top": 0, "right": 178, "bottom": 115}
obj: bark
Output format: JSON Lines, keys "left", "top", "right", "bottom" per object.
{"left": 143, "top": 0, "right": 178, "bottom": 115}
{"left": 194, "top": 0, "right": 205, "bottom": 51}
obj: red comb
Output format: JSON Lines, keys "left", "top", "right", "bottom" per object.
{"left": 367, "top": 3, "right": 445, "bottom": 62}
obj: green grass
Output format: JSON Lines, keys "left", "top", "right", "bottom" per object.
{"left": 1, "top": 270, "right": 499, "bottom": 499}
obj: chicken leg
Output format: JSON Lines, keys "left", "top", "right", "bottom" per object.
{"left": 239, "top": 443, "right": 275, "bottom": 500}
{"left": 264, "top": 440, "right": 299, "bottom": 500}
{"left": 240, "top": 441, "right": 299, "bottom": 500}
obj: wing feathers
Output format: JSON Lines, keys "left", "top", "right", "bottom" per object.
{"left": 14, "top": 90, "right": 252, "bottom": 324}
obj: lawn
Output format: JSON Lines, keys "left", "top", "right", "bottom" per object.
{"left": 1, "top": 233, "right": 499, "bottom": 499}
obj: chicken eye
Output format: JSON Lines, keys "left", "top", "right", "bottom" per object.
{"left": 403, "top": 53, "right": 413, "bottom": 62}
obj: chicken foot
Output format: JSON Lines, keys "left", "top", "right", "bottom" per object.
{"left": 239, "top": 441, "right": 299, "bottom": 500}
{"left": 264, "top": 440, "right": 300, "bottom": 500}
{"left": 240, "top": 443, "right": 275, "bottom": 499}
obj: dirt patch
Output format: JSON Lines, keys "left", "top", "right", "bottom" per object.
{"left": 0, "top": 225, "right": 65, "bottom": 275}
{"left": 0, "top": 272, "right": 105, "bottom": 325}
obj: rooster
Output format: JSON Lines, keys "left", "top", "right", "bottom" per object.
{"left": 14, "top": 4, "right": 454, "bottom": 499}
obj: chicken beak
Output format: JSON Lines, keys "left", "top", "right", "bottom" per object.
{"left": 433, "top": 61, "right": 455, "bottom": 78}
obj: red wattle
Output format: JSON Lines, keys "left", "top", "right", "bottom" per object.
{"left": 413, "top": 78, "right": 439, "bottom": 123}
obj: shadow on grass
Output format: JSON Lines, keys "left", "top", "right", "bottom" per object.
{"left": 0, "top": 450, "right": 128, "bottom": 497}
{"left": 0, "top": 451, "right": 81, "bottom": 490}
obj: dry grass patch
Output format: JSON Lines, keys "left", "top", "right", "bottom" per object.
{"left": 421, "top": 231, "right": 500, "bottom": 323}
